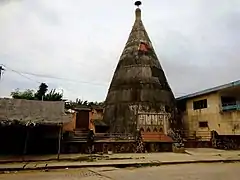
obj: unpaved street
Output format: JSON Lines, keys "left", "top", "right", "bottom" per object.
{"left": 0, "top": 163, "right": 240, "bottom": 180}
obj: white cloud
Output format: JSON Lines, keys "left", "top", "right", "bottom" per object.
{"left": 0, "top": 0, "right": 240, "bottom": 101}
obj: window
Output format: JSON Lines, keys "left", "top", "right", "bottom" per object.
{"left": 199, "top": 121, "right": 208, "bottom": 128}
{"left": 193, "top": 99, "right": 207, "bottom": 110}
{"left": 221, "top": 96, "right": 236, "bottom": 106}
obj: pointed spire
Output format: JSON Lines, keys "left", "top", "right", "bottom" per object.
{"left": 135, "top": 8, "right": 141, "bottom": 20}
{"left": 103, "top": 2, "right": 176, "bottom": 134}
{"left": 135, "top": 1, "right": 142, "bottom": 20}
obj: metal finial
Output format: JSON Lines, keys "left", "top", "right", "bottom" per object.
{"left": 134, "top": 1, "right": 142, "bottom": 7}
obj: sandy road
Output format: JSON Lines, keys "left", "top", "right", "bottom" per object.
{"left": 0, "top": 163, "right": 239, "bottom": 180}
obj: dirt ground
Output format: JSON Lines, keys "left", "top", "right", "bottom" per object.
{"left": 0, "top": 162, "right": 240, "bottom": 180}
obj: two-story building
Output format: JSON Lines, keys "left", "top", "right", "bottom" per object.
{"left": 177, "top": 80, "right": 240, "bottom": 149}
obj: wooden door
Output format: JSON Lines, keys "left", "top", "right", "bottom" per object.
{"left": 76, "top": 111, "right": 90, "bottom": 130}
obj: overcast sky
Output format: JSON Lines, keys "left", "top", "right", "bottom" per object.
{"left": 0, "top": 0, "right": 239, "bottom": 102}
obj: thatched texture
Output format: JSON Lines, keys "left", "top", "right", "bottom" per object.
{"left": 0, "top": 98, "right": 72, "bottom": 125}
{"left": 103, "top": 8, "right": 177, "bottom": 134}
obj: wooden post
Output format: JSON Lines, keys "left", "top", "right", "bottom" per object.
{"left": 23, "top": 127, "right": 30, "bottom": 161}
{"left": 57, "top": 123, "right": 63, "bottom": 160}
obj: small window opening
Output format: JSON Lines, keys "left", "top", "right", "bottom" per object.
{"left": 199, "top": 121, "right": 208, "bottom": 128}
{"left": 221, "top": 96, "right": 236, "bottom": 107}
{"left": 193, "top": 99, "right": 207, "bottom": 110}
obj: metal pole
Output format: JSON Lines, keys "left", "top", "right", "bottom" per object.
{"left": 23, "top": 127, "right": 30, "bottom": 161}
{"left": 57, "top": 123, "right": 63, "bottom": 160}
{"left": 0, "top": 66, "right": 5, "bottom": 80}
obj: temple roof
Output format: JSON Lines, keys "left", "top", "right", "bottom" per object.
{"left": 105, "top": 6, "right": 174, "bottom": 106}
{"left": 103, "top": 3, "right": 176, "bottom": 133}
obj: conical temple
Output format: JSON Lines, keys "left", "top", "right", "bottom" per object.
{"left": 103, "top": 7, "right": 177, "bottom": 134}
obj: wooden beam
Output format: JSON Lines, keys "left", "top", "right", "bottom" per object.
{"left": 57, "top": 123, "right": 63, "bottom": 160}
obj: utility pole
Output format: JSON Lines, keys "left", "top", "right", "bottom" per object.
{"left": 0, "top": 66, "right": 5, "bottom": 80}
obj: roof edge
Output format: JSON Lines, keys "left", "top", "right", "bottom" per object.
{"left": 176, "top": 80, "right": 240, "bottom": 101}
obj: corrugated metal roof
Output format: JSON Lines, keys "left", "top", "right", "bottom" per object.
{"left": 176, "top": 80, "right": 240, "bottom": 101}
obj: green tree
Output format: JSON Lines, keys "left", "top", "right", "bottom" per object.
{"left": 11, "top": 83, "right": 63, "bottom": 101}
{"left": 44, "top": 89, "right": 63, "bottom": 101}
{"left": 10, "top": 89, "right": 35, "bottom": 100}
{"left": 97, "top": 101, "right": 104, "bottom": 106}
{"left": 76, "top": 98, "right": 83, "bottom": 105}
{"left": 83, "top": 100, "right": 88, "bottom": 106}
{"left": 65, "top": 98, "right": 85, "bottom": 109}
{"left": 64, "top": 99, "right": 104, "bottom": 109}
{"left": 88, "top": 101, "right": 104, "bottom": 106}
{"left": 35, "top": 83, "right": 48, "bottom": 100}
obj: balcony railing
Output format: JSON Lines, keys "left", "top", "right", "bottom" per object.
{"left": 221, "top": 103, "right": 240, "bottom": 111}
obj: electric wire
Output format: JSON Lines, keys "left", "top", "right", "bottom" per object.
{"left": 0, "top": 64, "right": 108, "bottom": 87}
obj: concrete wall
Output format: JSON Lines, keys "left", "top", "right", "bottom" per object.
{"left": 91, "top": 109, "right": 103, "bottom": 121}
{"left": 63, "top": 112, "right": 76, "bottom": 132}
{"left": 90, "top": 109, "right": 104, "bottom": 133}
{"left": 182, "top": 92, "right": 240, "bottom": 141}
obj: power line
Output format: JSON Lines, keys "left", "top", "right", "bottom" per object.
{"left": 0, "top": 64, "right": 190, "bottom": 96}
{"left": 20, "top": 71, "right": 108, "bottom": 86}
{"left": 1, "top": 64, "right": 108, "bottom": 87}
{"left": 1, "top": 64, "right": 41, "bottom": 84}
